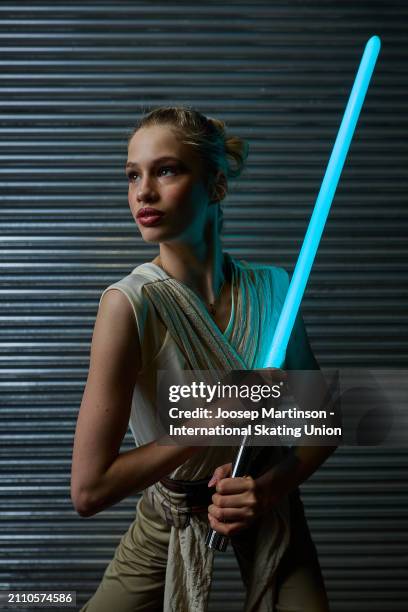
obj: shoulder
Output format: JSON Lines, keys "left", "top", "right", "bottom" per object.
{"left": 267, "top": 264, "right": 289, "bottom": 288}
{"left": 92, "top": 283, "right": 142, "bottom": 376}
{"left": 235, "top": 257, "right": 289, "bottom": 292}
{"left": 98, "top": 270, "right": 153, "bottom": 342}
{"left": 99, "top": 270, "right": 151, "bottom": 306}
{"left": 235, "top": 257, "right": 288, "bottom": 277}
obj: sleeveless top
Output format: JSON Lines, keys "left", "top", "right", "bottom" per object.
{"left": 98, "top": 252, "right": 290, "bottom": 480}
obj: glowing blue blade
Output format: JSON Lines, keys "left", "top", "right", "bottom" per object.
{"left": 265, "top": 35, "right": 381, "bottom": 368}
{"left": 207, "top": 37, "right": 382, "bottom": 552}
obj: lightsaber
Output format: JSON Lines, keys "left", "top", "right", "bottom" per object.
{"left": 206, "top": 35, "right": 381, "bottom": 551}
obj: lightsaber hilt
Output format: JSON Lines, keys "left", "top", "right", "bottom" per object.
{"left": 205, "top": 435, "right": 253, "bottom": 551}
{"left": 205, "top": 371, "right": 268, "bottom": 551}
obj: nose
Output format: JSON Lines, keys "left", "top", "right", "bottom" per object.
{"left": 136, "top": 175, "right": 158, "bottom": 204}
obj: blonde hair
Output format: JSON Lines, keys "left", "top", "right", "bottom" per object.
{"left": 127, "top": 106, "right": 249, "bottom": 231}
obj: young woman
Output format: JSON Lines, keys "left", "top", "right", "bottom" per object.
{"left": 71, "top": 106, "right": 335, "bottom": 611}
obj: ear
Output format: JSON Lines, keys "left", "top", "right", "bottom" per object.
{"left": 209, "top": 171, "right": 228, "bottom": 203}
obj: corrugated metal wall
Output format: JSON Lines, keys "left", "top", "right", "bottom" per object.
{"left": 1, "top": 1, "right": 407, "bottom": 610}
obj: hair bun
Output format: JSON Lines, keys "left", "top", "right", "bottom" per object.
{"left": 224, "top": 134, "right": 249, "bottom": 179}
{"left": 206, "top": 116, "right": 226, "bottom": 136}
{"left": 206, "top": 116, "right": 248, "bottom": 179}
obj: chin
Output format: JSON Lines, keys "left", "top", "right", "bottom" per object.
{"left": 135, "top": 221, "right": 161, "bottom": 242}
{"left": 138, "top": 224, "right": 184, "bottom": 244}
{"left": 139, "top": 232, "right": 162, "bottom": 244}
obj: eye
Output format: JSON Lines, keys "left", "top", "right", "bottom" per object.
{"left": 127, "top": 171, "right": 139, "bottom": 183}
{"left": 126, "top": 166, "right": 178, "bottom": 183}
{"left": 158, "top": 165, "right": 177, "bottom": 177}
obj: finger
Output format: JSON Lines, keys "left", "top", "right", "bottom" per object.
{"left": 208, "top": 504, "right": 255, "bottom": 523}
{"left": 212, "top": 463, "right": 232, "bottom": 479}
{"left": 207, "top": 513, "right": 247, "bottom": 537}
{"left": 216, "top": 476, "right": 255, "bottom": 495}
{"left": 208, "top": 463, "right": 232, "bottom": 487}
{"left": 211, "top": 491, "right": 253, "bottom": 509}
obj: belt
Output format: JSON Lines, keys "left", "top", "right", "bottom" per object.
{"left": 159, "top": 476, "right": 214, "bottom": 513}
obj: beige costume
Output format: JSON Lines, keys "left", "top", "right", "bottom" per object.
{"left": 79, "top": 253, "right": 327, "bottom": 611}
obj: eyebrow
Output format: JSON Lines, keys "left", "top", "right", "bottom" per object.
{"left": 125, "top": 156, "right": 183, "bottom": 171}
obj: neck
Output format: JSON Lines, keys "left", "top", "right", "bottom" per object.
{"left": 154, "top": 207, "right": 228, "bottom": 304}
{"left": 153, "top": 206, "right": 229, "bottom": 314}
{"left": 154, "top": 243, "right": 227, "bottom": 304}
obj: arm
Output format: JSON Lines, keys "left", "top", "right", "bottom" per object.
{"left": 70, "top": 289, "right": 200, "bottom": 518}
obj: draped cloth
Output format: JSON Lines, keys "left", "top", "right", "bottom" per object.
{"left": 141, "top": 254, "right": 292, "bottom": 612}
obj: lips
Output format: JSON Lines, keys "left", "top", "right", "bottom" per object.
{"left": 136, "top": 207, "right": 165, "bottom": 227}
{"left": 136, "top": 207, "right": 165, "bottom": 219}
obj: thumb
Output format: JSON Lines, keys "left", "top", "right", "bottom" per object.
{"left": 208, "top": 462, "right": 232, "bottom": 487}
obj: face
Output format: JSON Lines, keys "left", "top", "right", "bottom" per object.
{"left": 126, "top": 124, "right": 213, "bottom": 245}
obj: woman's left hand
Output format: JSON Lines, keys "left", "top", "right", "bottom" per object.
{"left": 207, "top": 463, "right": 269, "bottom": 536}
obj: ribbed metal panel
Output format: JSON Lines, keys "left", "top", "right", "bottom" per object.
{"left": 1, "top": 1, "right": 407, "bottom": 610}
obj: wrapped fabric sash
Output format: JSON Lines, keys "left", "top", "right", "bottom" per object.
{"left": 141, "top": 255, "right": 291, "bottom": 610}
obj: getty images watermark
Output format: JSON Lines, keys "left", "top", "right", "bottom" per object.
{"left": 153, "top": 369, "right": 408, "bottom": 446}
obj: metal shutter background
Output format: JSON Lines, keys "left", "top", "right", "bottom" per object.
{"left": 1, "top": 1, "right": 407, "bottom": 610}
